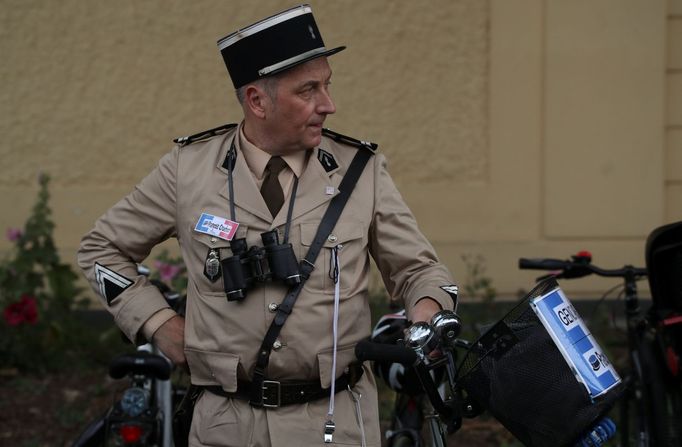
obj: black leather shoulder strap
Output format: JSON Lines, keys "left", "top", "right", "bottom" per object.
{"left": 249, "top": 146, "right": 374, "bottom": 406}
{"left": 322, "top": 128, "right": 378, "bottom": 152}
{"left": 173, "top": 123, "right": 238, "bottom": 147}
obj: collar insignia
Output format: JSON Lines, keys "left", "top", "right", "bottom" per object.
{"left": 317, "top": 148, "right": 338, "bottom": 173}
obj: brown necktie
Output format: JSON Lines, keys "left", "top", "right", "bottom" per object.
{"left": 261, "top": 156, "right": 288, "bottom": 217}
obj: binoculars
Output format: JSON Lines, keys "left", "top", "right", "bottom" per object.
{"left": 221, "top": 229, "right": 301, "bottom": 301}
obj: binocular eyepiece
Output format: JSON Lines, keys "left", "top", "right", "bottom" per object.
{"left": 221, "top": 230, "right": 302, "bottom": 301}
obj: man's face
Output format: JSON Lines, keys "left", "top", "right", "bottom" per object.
{"left": 263, "top": 57, "right": 336, "bottom": 154}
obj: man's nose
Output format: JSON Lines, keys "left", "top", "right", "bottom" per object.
{"left": 318, "top": 89, "right": 336, "bottom": 115}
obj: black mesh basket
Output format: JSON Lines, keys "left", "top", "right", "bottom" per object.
{"left": 456, "top": 279, "right": 623, "bottom": 447}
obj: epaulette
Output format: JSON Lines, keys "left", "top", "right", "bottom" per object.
{"left": 322, "top": 128, "right": 378, "bottom": 153}
{"left": 173, "top": 123, "right": 238, "bottom": 147}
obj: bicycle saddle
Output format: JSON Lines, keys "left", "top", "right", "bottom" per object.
{"left": 109, "top": 351, "right": 172, "bottom": 381}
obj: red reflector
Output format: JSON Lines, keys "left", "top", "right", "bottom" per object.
{"left": 666, "top": 347, "right": 679, "bottom": 377}
{"left": 662, "top": 315, "right": 682, "bottom": 326}
{"left": 119, "top": 424, "right": 143, "bottom": 444}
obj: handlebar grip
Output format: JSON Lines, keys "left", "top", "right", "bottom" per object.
{"left": 355, "top": 340, "right": 418, "bottom": 365}
{"left": 518, "top": 258, "right": 568, "bottom": 270}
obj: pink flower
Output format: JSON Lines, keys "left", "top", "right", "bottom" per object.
{"left": 6, "top": 227, "right": 22, "bottom": 242}
{"left": 154, "top": 261, "right": 183, "bottom": 282}
{"left": 3, "top": 294, "right": 38, "bottom": 326}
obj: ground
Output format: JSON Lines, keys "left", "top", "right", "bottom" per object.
{"left": 0, "top": 368, "right": 122, "bottom": 447}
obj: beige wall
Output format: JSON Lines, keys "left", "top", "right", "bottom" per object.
{"left": 0, "top": 0, "right": 678, "bottom": 302}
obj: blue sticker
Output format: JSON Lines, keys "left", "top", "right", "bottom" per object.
{"left": 531, "top": 287, "right": 621, "bottom": 398}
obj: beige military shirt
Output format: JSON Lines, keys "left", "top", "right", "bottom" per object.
{"left": 78, "top": 123, "right": 456, "bottom": 446}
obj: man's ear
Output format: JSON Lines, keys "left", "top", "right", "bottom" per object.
{"left": 244, "top": 85, "right": 268, "bottom": 119}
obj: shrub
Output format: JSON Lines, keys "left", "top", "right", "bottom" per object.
{"left": 0, "top": 174, "right": 89, "bottom": 373}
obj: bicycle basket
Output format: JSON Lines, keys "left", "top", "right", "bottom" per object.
{"left": 456, "top": 278, "right": 623, "bottom": 447}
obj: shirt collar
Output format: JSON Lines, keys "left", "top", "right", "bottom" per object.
{"left": 238, "top": 123, "right": 308, "bottom": 179}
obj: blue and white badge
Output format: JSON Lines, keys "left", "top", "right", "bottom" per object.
{"left": 194, "top": 213, "right": 239, "bottom": 241}
{"left": 531, "top": 286, "right": 621, "bottom": 398}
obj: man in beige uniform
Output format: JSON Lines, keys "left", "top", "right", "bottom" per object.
{"left": 78, "top": 5, "right": 457, "bottom": 447}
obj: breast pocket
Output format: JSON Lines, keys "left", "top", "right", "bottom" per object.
{"left": 189, "top": 227, "right": 249, "bottom": 297}
{"left": 299, "top": 221, "right": 367, "bottom": 294}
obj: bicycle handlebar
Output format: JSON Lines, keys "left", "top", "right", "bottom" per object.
{"left": 355, "top": 339, "right": 418, "bottom": 366}
{"left": 518, "top": 257, "right": 647, "bottom": 280}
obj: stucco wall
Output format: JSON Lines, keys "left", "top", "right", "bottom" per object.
{"left": 0, "top": 0, "right": 678, "bottom": 302}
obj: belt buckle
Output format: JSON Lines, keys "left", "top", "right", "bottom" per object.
{"left": 261, "top": 380, "right": 281, "bottom": 408}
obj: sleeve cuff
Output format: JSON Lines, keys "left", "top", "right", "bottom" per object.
{"left": 141, "top": 308, "right": 178, "bottom": 341}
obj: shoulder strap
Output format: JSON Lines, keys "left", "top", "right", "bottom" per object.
{"left": 249, "top": 146, "right": 374, "bottom": 406}
{"left": 173, "top": 123, "right": 237, "bottom": 147}
{"left": 322, "top": 128, "right": 378, "bottom": 152}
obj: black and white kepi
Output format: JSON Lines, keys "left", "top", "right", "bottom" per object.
{"left": 217, "top": 4, "right": 345, "bottom": 89}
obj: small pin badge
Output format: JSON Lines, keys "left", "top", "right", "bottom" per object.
{"left": 204, "top": 249, "right": 221, "bottom": 282}
{"left": 325, "top": 186, "right": 335, "bottom": 195}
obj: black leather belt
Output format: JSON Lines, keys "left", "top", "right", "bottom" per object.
{"left": 203, "top": 364, "right": 363, "bottom": 408}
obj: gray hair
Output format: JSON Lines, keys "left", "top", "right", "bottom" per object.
{"left": 235, "top": 76, "right": 279, "bottom": 105}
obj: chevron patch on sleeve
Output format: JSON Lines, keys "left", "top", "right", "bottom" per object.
{"left": 95, "top": 263, "right": 133, "bottom": 305}
{"left": 440, "top": 284, "right": 459, "bottom": 301}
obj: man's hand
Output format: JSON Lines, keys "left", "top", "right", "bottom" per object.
{"left": 152, "top": 315, "right": 188, "bottom": 372}
{"left": 410, "top": 297, "right": 442, "bottom": 323}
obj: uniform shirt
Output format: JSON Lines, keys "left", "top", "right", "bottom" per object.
{"left": 141, "top": 124, "right": 308, "bottom": 340}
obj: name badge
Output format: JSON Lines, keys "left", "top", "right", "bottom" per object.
{"left": 194, "top": 213, "right": 239, "bottom": 241}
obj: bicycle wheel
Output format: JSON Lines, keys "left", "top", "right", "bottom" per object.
{"left": 639, "top": 335, "right": 682, "bottom": 446}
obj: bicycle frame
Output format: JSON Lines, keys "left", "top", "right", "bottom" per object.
{"left": 356, "top": 310, "right": 479, "bottom": 446}
{"left": 619, "top": 269, "right": 650, "bottom": 447}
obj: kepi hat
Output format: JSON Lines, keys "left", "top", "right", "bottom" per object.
{"left": 218, "top": 4, "right": 345, "bottom": 89}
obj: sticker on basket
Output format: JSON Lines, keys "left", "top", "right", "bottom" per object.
{"left": 531, "top": 287, "right": 621, "bottom": 398}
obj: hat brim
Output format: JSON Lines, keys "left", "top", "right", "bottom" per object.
{"left": 263, "top": 45, "right": 346, "bottom": 78}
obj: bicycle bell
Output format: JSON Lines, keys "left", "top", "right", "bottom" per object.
{"left": 430, "top": 310, "right": 462, "bottom": 345}
{"left": 404, "top": 321, "right": 438, "bottom": 355}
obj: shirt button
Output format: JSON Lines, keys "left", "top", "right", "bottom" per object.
{"left": 327, "top": 234, "right": 338, "bottom": 243}
{"left": 210, "top": 237, "right": 217, "bottom": 244}
{"left": 268, "top": 303, "right": 279, "bottom": 312}
{"left": 272, "top": 340, "right": 283, "bottom": 351}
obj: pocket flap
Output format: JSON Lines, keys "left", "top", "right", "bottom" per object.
{"left": 185, "top": 349, "right": 240, "bottom": 392}
{"left": 317, "top": 343, "right": 357, "bottom": 388}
